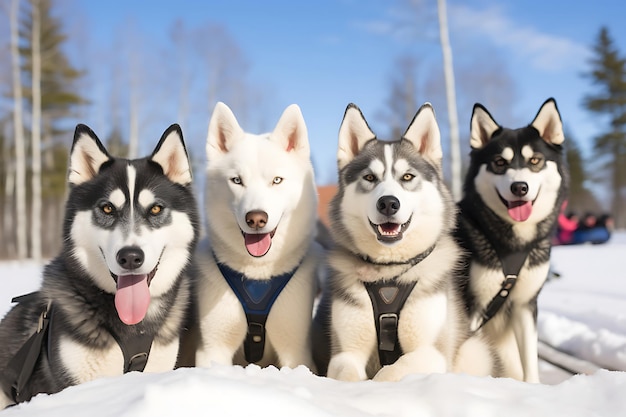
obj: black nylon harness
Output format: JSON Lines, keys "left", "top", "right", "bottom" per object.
{"left": 1, "top": 294, "right": 52, "bottom": 404}
{"left": 216, "top": 259, "right": 300, "bottom": 364}
{"left": 362, "top": 244, "right": 435, "bottom": 366}
{"left": 459, "top": 206, "right": 534, "bottom": 332}
{"left": 0, "top": 292, "right": 154, "bottom": 404}
{"left": 472, "top": 247, "right": 531, "bottom": 331}
{"left": 365, "top": 280, "right": 417, "bottom": 366}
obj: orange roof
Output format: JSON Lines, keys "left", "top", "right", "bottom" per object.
{"left": 317, "top": 185, "right": 337, "bottom": 226}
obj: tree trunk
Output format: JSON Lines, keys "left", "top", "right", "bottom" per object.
{"left": 31, "top": 0, "right": 43, "bottom": 263}
{"left": 3, "top": 137, "right": 16, "bottom": 258}
{"left": 437, "top": 0, "right": 462, "bottom": 201}
{"left": 10, "top": 0, "right": 28, "bottom": 260}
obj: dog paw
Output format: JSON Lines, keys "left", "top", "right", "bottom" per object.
{"left": 372, "top": 365, "right": 408, "bottom": 382}
{"left": 327, "top": 353, "right": 367, "bottom": 381}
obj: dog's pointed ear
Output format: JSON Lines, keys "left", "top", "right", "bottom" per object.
{"left": 68, "top": 124, "right": 111, "bottom": 186}
{"left": 470, "top": 103, "right": 500, "bottom": 150}
{"left": 271, "top": 104, "right": 310, "bottom": 157}
{"left": 151, "top": 124, "right": 192, "bottom": 186}
{"left": 403, "top": 103, "right": 443, "bottom": 165}
{"left": 531, "top": 98, "right": 564, "bottom": 145}
{"left": 337, "top": 103, "right": 375, "bottom": 170}
{"left": 206, "top": 102, "right": 245, "bottom": 161}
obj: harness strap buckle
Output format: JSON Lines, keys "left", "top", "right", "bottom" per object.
{"left": 126, "top": 352, "right": 149, "bottom": 373}
{"left": 378, "top": 313, "right": 398, "bottom": 352}
{"left": 244, "top": 321, "right": 266, "bottom": 363}
{"left": 247, "top": 322, "right": 265, "bottom": 344}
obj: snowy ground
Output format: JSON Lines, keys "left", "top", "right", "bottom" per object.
{"left": 0, "top": 233, "right": 625, "bottom": 416}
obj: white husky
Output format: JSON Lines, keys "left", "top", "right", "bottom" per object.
{"left": 194, "top": 102, "right": 322, "bottom": 372}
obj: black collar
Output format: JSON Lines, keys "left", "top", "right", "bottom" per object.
{"left": 357, "top": 244, "right": 436, "bottom": 268}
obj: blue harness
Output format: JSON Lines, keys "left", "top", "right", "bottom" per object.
{"left": 216, "top": 260, "right": 299, "bottom": 363}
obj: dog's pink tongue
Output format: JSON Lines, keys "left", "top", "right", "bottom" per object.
{"left": 508, "top": 200, "right": 533, "bottom": 222}
{"left": 244, "top": 233, "right": 272, "bottom": 257}
{"left": 115, "top": 275, "right": 150, "bottom": 325}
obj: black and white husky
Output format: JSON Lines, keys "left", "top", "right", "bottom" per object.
{"left": 455, "top": 98, "right": 568, "bottom": 382}
{"left": 313, "top": 103, "right": 466, "bottom": 381}
{"left": 0, "top": 124, "right": 199, "bottom": 408}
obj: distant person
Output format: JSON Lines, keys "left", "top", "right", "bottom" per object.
{"left": 572, "top": 212, "right": 612, "bottom": 245}
{"left": 591, "top": 213, "right": 614, "bottom": 244}
{"left": 557, "top": 211, "right": 579, "bottom": 245}
{"left": 578, "top": 213, "right": 597, "bottom": 231}
{"left": 554, "top": 201, "right": 578, "bottom": 245}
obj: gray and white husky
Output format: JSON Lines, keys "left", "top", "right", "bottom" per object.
{"left": 313, "top": 103, "right": 466, "bottom": 381}
{"left": 194, "top": 102, "right": 322, "bottom": 371}
{"left": 455, "top": 98, "right": 568, "bottom": 382}
{"left": 0, "top": 124, "right": 199, "bottom": 408}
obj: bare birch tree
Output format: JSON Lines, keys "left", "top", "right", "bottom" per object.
{"left": 2, "top": 124, "right": 16, "bottom": 258}
{"left": 10, "top": 0, "right": 28, "bottom": 260}
{"left": 437, "top": 0, "right": 461, "bottom": 201}
{"left": 30, "top": 0, "right": 42, "bottom": 262}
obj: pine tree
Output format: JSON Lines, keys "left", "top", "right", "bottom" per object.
{"left": 18, "top": 0, "right": 86, "bottom": 256}
{"left": 19, "top": 0, "right": 85, "bottom": 128}
{"left": 582, "top": 26, "right": 626, "bottom": 228}
{"left": 564, "top": 131, "right": 600, "bottom": 214}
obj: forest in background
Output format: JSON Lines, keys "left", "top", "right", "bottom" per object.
{"left": 0, "top": 0, "right": 624, "bottom": 260}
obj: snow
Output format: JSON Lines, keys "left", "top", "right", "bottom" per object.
{"left": 1, "top": 233, "right": 626, "bottom": 416}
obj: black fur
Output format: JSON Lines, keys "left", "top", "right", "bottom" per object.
{"left": 0, "top": 125, "right": 199, "bottom": 406}
{"left": 455, "top": 99, "right": 569, "bottom": 351}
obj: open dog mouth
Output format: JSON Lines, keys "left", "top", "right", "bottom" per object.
{"left": 110, "top": 263, "right": 159, "bottom": 326}
{"left": 369, "top": 216, "right": 412, "bottom": 243}
{"left": 241, "top": 228, "right": 277, "bottom": 257}
{"left": 497, "top": 193, "right": 535, "bottom": 222}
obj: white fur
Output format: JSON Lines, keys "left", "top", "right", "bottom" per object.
{"left": 195, "top": 102, "right": 321, "bottom": 371}
{"left": 69, "top": 126, "right": 195, "bottom": 301}
{"left": 326, "top": 236, "right": 465, "bottom": 381}
{"left": 68, "top": 124, "right": 194, "bottom": 338}
{"left": 70, "top": 198, "right": 195, "bottom": 301}
{"left": 68, "top": 130, "right": 110, "bottom": 186}
{"left": 474, "top": 160, "right": 562, "bottom": 239}
{"left": 0, "top": 124, "right": 198, "bottom": 408}
{"left": 465, "top": 261, "right": 549, "bottom": 382}
{"left": 461, "top": 98, "right": 565, "bottom": 382}
{"left": 531, "top": 99, "right": 564, "bottom": 145}
{"left": 58, "top": 335, "right": 180, "bottom": 384}
{"left": 325, "top": 103, "right": 466, "bottom": 382}
{"left": 470, "top": 106, "right": 500, "bottom": 150}
{"left": 0, "top": 393, "right": 11, "bottom": 410}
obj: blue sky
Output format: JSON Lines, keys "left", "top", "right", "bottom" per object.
{"left": 66, "top": 0, "right": 626, "bottom": 185}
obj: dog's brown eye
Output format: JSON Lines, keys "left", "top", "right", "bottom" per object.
{"left": 402, "top": 173, "right": 415, "bottom": 182}
{"left": 150, "top": 205, "right": 162, "bottom": 215}
{"left": 493, "top": 157, "right": 506, "bottom": 167}
{"left": 528, "top": 154, "right": 545, "bottom": 171}
{"left": 363, "top": 174, "right": 376, "bottom": 182}
{"left": 491, "top": 157, "right": 508, "bottom": 173}
{"left": 101, "top": 203, "right": 114, "bottom": 215}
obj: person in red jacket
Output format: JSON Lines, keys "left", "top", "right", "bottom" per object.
{"left": 555, "top": 201, "right": 579, "bottom": 245}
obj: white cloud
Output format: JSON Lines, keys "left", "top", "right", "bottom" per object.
{"left": 449, "top": 4, "right": 591, "bottom": 72}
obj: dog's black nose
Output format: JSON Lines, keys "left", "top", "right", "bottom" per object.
{"left": 116, "top": 246, "right": 145, "bottom": 270}
{"left": 376, "top": 195, "right": 400, "bottom": 216}
{"left": 511, "top": 181, "right": 529, "bottom": 197}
